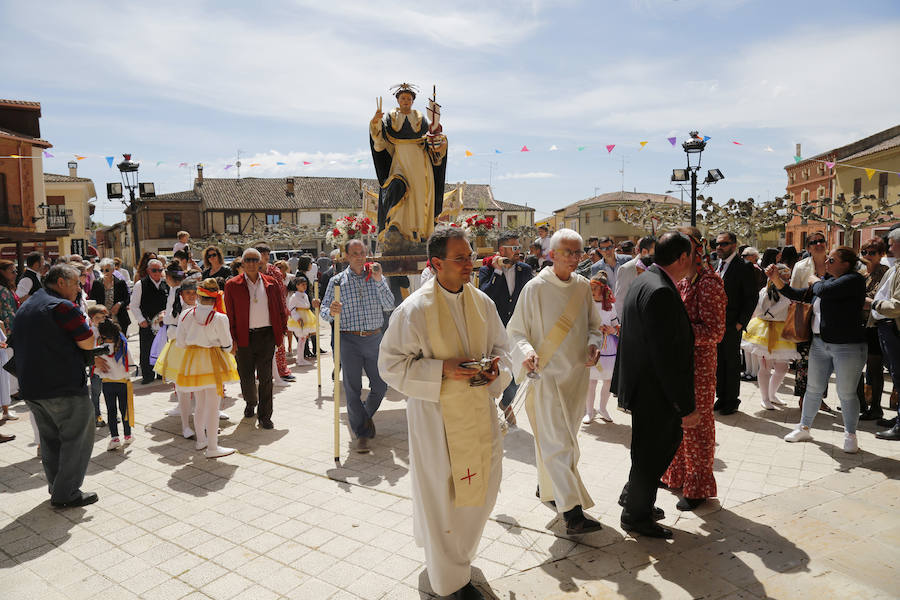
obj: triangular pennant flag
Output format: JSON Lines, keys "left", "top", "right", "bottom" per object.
{"left": 303, "top": 161, "right": 311, "bottom": 165}
{"left": 639, "top": 141, "right": 648, "bottom": 148}
{"left": 702, "top": 136, "right": 710, "bottom": 142}
{"left": 276, "top": 161, "right": 286, "bottom": 165}
{"left": 577, "top": 146, "right": 585, "bottom": 152}
{"left": 606, "top": 144, "right": 615, "bottom": 153}
{"left": 156, "top": 161, "right": 164, "bottom": 166}
{"left": 494, "top": 149, "right": 502, "bottom": 154}
{"left": 668, "top": 137, "right": 677, "bottom": 146}
{"left": 764, "top": 146, "right": 774, "bottom": 152}
{"left": 865, "top": 168, "right": 876, "bottom": 180}
{"left": 520, "top": 145, "right": 529, "bottom": 152}
{"left": 793, "top": 155, "right": 802, "bottom": 164}
{"left": 356, "top": 159, "right": 363, "bottom": 163}
{"left": 549, "top": 145, "right": 558, "bottom": 151}
{"left": 825, "top": 161, "right": 835, "bottom": 169}
{"left": 75, "top": 155, "right": 87, "bottom": 161}
{"left": 178, "top": 162, "right": 187, "bottom": 167}
{"left": 105, "top": 156, "right": 114, "bottom": 168}
{"left": 224, "top": 164, "right": 233, "bottom": 170}
{"left": 250, "top": 163, "right": 260, "bottom": 167}
{"left": 43, "top": 151, "right": 54, "bottom": 158}
{"left": 465, "top": 150, "right": 473, "bottom": 157}
{"left": 732, "top": 141, "right": 742, "bottom": 145}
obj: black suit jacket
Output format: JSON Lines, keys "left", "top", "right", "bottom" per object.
{"left": 612, "top": 264, "right": 695, "bottom": 417}
{"left": 478, "top": 262, "right": 533, "bottom": 325}
{"left": 87, "top": 277, "right": 131, "bottom": 330}
{"left": 718, "top": 256, "right": 758, "bottom": 329}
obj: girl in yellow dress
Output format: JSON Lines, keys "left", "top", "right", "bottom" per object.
{"left": 741, "top": 264, "right": 800, "bottom": 410}
{"left": 286, "top": 276, "right": 318, "bottom": 366}
{"left": 175, "top": 278, "right": 239, "bottom": 458}
{"left": 154, "top": 280, "right": 196, "bottom": 438}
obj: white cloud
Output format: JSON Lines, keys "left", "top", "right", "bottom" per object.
{"left": 497, "top": 171, "right": 558, "bottom": 180}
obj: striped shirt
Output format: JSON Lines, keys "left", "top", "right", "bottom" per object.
{"left": 319, "top": 268, "right": 395, "bottom": 331}
{"left": 52, "top": 297, "right": 93, "bottom": 343}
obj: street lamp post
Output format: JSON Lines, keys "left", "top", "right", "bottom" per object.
{"left": 106, "top": 153, "right": 154, "bottom": 265}
{"left": 671, "top": 131, "right": 724, "bottom": 227}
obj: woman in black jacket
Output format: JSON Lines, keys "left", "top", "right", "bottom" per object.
{"left": 88, "top": 258, "right": 131, "bottom": 332}
{"left": 765, "top": 246, "right": 867, "bottom": 453}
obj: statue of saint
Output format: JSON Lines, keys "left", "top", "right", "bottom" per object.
{"left": 369, "top": 83, "right": 448, "bottom": 253}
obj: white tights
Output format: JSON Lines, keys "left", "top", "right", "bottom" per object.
{"left": 757, "top": 356, "right": 790, "bottom": 403}
{"left": 194, "top": 388, "right": 224, "bottom": 452}
{"left": 177, "top": 390, "right": 194, "bottom": 434}
{"left": 585, "top": 378, "right": 612, "bottom": 416}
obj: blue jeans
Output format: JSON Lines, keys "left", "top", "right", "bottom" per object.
{"left": 801, "top": 336, "right": 867, "bottom": 434}
{"left": 26, "top": 391, "right": 95, "bottom": 504}
{"left": 90, "top": 373, "right": 102, "bottom": 418}
{"left": 340, "top": 331, "right": 387, "bottom": 439}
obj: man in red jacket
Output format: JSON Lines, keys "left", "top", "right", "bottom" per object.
{"left": 224, "top": 248, "right": 288, "bottom": 429}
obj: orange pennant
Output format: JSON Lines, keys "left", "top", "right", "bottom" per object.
{"left": 75, "top": 155, "right": 87, "bottom": 160}
{"left": 865, "top": 168, "right": 876, "bottom": 180}
{"left": 250, "top": 163, "right": 260, "bottom": 167}
{"left": 639, "top": 141, "right": 648, "bottom": 149}
{"left": 465, "top": 150, "right": 473, "bottom": 157}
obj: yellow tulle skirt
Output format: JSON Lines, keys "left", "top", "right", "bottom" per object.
{"left": 153, "top": 340, "right": 186, "bottom": 383}
{"left": 741, "top": 318, "right": 800, "bottom": 361}
{"left": 287, "top": 308, "right": 317, "bottom": 336}
{"left": 175, "top": 345, "right": 240, "bottom": 393}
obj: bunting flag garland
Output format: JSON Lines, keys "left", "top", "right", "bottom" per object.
{"left": 825, "top": 161, "right": 835, "bottom": 169}
{"left": 793, "top": 155, "right": 802, "bottom": 163}
{"left": 606, "top": 144, "right": 615, "bottom": 153}
{"left": 43, "top": 151, "right": 54, "bottom": 158}
{"left": 224, "top": 164, "right": 233, "bottom": 170}
{"left": 865, "top": 168, "right": 876, "bottom": 180}
{"left": 105, "top": 156, "right": 114, "bottom": 167}
{"left": 75, "top": 155, "right": 86, "bottom": 160}
{"left": 250, "top": 163, "right": 260, "bottom": 167}
{"left": 577, "top": 146, "right": 585, "bottom": 151}
{"left": 520, "top": 145, "right": 529, "bottom": 152}
{"left": 156, "top": 161, "right": 164, "bottom": 166}
{"left": 668, "top": 137, "right": 677, "bottom": 146}
{"left": 732, "top": 141, "right": 742, "bottom": 145}
{"left": 494, "top": 149, "right": 502, "bottom": 154}
{"left": 764, "top": 147, "right": 774, "bottom": 152}
{"left": 178, "top": 162, "right": 188, "bottom": 167}
{"left": 276, "top": 161, "right": 286, "bottom": 165}
{"left": 465, "top": 150, "right": 473, "bottom": 157}
{"left": 639, "top": 141, "right": 648, "bottom": 149}
{"left": 303, "top": 161, "right": 311, "bottom": 165}
{"left": 702, "top": 136, "right": 711, "bottom": 142}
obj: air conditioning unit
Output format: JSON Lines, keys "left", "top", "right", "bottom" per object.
{"left": 226, "top": 224, "right": 239, "bottom": 233}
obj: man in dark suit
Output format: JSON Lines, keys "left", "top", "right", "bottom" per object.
{"left": 224, "top": 248, "right": 288, "bottom": 429}
{"left": 712, "top": 231, "right": 759, "bottom": 415}
{"left": 612, "top": 232, "right": 698, "bottom": 538}
{"left": 478, "top": 232, "right": 533, "bottom": 424}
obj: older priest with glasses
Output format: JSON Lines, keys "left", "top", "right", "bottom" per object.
{"left": 380, "top": 228, "right": 511, "bottom": 600}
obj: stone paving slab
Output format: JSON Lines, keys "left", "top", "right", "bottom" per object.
{"left": 1, "top": 330, "right": 899, "bottom": 599}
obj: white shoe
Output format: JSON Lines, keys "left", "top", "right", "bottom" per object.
{"left": 843, "top": 433, "right": 859, "bottom": 454}
{"left": 770, "top": 395, "right": 787, "bottom": 407}
{"left": 582, "top": 411, "right": 594, "bottom": 425}
{"left": 597, "top": 407, "right": 613, "bottom": 423}
{"left": 296, "top": 358, "right": 312, "bottom": 367}
{"left": 182, "top": 427, "right": 195, "bottom": 439}
{"left": 206, "top": 446, "right": 235, "bottom": 459}
{"left": 760, "top": 398, "right": 775, "bottom": 410}
{"left": 107, "top": 437, "right": 122, "bottom": 451}
{"left": 123, "top": 435, "right": 133, "bottom": 446}
{"left": 166, "top": 407, "right": 181, "bottom": 416}
{"left": 784, "top": 426, "right": 813, "bottom": 443}
{"left": 273, "top": 378, "right": 290, "bottom": 388}
{"left": 218, "top": 411, "right": 229, "bottom": 420}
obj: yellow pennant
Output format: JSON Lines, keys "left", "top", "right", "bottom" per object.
{"left": 250, "top": 163, "right": 260, "bottom": 167}
{"left": 465, "top": 150, "right": 473, "bottom": 157}
{"left": 865, "top": 168, "right": 876, "bottom": 180}
{"left": 639, "top": 141, "right": 648, "bottom": 148}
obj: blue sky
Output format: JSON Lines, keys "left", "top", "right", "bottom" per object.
{"left": 3, "top": 0, "right": 899, "bottom": 226}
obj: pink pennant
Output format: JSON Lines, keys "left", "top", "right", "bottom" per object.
{"left": 825, "top": 161, "right": 835, "bottom": 169}
{"left": 606, "top": 144, "right": 615, "bottom": 153}
{"left": 732, "top": 141, "right": 742, "bottom": 145}
{"left": 303, "top": 161, "right": 311, "bottom": 165}
{"left": 667, "top": 137, "right": 677, "bottom": 146}
{"left": 178, "top": 162, "right": 187, "bottom": 167}
{"left": 521, "top": 145, "right": 530, "bottom": 152}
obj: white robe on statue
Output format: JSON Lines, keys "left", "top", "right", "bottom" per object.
{"left": 507, "top": 267, "right": 604, "bottom": 513}
{"left": 379, "top": 279, "right": 512, "bottom": 596}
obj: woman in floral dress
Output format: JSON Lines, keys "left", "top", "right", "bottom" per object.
{"left": 661, "top": 228, "right": 727, "bottom": 511}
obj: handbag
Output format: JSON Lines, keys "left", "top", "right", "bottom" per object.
{"left": 782, "top": 301, "right": 813, "bottom": 343}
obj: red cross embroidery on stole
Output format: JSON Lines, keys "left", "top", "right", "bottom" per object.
{"left": 461, "top": 468, "right": 477, "bottom": 484}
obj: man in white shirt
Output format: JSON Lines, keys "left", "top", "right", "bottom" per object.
{"left": 15, "top": 252, "right": 44, "bottom": 302}
{"left": 129, "top": 259, "right": 169, "bottom": 383}
{"left": 535, "top": 225, "right": 552, "bottom": 257}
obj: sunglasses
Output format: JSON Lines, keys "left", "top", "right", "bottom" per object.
{"left": 243, "top": 257, "right": 260, "bottom": 263}
{"left": 206, "top": 253, "right": 218, "bottom": 259}
{"left": 860, "top": 250, "right": 879, "bottom": 256}
{"left": 149, "top": 268, "right": 163, "bottom": 273}
{"left": 712, "top": 241, "right": 733, "bottom": 247}
{"left": 597, "top": 245, "right": 613, "bottom": 251}
{"left": 808, "top": 239, "right": 826, "bottom": 246}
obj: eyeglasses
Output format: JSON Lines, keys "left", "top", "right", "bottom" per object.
{"left": 242, "top": 257, "right": 260, "bottom": 263}
{"left": 555, "top": 249, "right": 585, "bottom": 260}
{"left": 501, "top": 245, "right": 521, "bottom": 251}
{"left": 205, "top": 253, "right": 218, "bottom": 259}
{"left": 712, "top": 241, "right": 733, "bottom": 248}
{"left": 808, "top": 239, "right": 826, "bottom": 246}
{"left": 149, "top": 268, "right": 163, "bottom": 273}
{"left": 860, "top": 250, "right": 878, "bottom": 256}
{"left": 597, "top": 245, "right": 613, "bottom": 251}
{"left": 440, "top": 252, "right": 478, "bottom": 264}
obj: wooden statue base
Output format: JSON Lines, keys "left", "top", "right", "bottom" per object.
{"left": 368, "top": 251, "right": 492, "bottom": 276}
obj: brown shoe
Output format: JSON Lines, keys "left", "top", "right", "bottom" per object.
{"left": 0, "top": 433, "right": 14, "bottom": 443}
{"left": 355, "top": 437, "right": 371, "bottom": 453}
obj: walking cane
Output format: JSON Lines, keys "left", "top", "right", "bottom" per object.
{"left": 332, "top": 283, "right": 342, "bottom": 465}
{"left": 314, "top": 281, "right": 321, "bottom": 393}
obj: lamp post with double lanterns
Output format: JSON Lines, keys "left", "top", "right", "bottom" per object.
{"left": 671, "top": 131, "right": 724, "bottom": 227}
{"left": 106, "top": 153, "right": 155, "bottom": 264}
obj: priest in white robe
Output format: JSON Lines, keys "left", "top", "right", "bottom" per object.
{"left": 507, "top": 228, "right": 605, "bottom": 535}
{"left": 379, "top": 228, "right": 512, "bottom": 600}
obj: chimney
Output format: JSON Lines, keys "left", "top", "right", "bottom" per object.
{"left": 68, "top": 160, "right": 78, "bottom": 177}
{"left": 196, "top": 163, "right": 204, "bottom": 186}
{"left": 795, "top": 143, "right": 801, "bottom": 158}
{"left": 285, "top": 177, "right": 295, "bottom": 197}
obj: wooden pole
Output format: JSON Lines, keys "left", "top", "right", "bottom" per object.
{"left": 333, "top": 283, "right": 342, "bottom": 465}
{"left": 315, "top": 280, "right": 321, "bottom": 392}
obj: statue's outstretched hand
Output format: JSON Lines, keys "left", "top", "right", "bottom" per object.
{"left": 371, "top": 96, "right": 383, "bottom": 125}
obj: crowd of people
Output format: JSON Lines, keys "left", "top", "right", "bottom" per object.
{"left": 3, "top": 223, "right": 899, "bottom": 600}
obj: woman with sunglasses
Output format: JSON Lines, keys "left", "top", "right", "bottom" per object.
{"left": 767, "top": 246, "right": 867, "bottom": 453}
{"left": 88, "top": 258, "right": 131, "bottom": 333}
{"left": 859, "top": 238, "right": 889, "bottom": 420}
{"left": 201, "top": 245, "right": 231, "bottom": 281}
{"left": 789, "top": 232, "right": 830, "bottom": 406}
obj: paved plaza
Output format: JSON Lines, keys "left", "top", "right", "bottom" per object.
{"left": 2, "top": 329, "right": 899, "bottom": 599}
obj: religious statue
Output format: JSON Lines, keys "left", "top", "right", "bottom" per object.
{"left": 369, "top": 83, "right": 448, "bottom": 254}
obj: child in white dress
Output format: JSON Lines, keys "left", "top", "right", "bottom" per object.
{"left": 155, "top": 280, "right": 197, "bottom": 437}
{"left": 96, "top": 319, "right": 135, "bottom": 451}
{"left": 286, "top": 276, "right": 317, "bottom": 366}
{"left": 584, "top": 271, "right": 619, "bottom": 424}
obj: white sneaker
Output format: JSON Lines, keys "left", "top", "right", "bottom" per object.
{"left": 273, "top": 378, "right": 290, "bottom": 388}
{"left": 597, "top": 407, "right": 613, "bottom": 423}
{"left": 296, "top": 358, "right": 312, "bottom": 367}
{"left": 218, "top": 411, "right": 229, "bottom": 420}
{"left": 206, "top": 446, "right": 235, "bottom": 459}
{"left": 784, "top": 426, "right": 813, "bottom": 443}
{"left": 760, "top": 397, "right": 775, "bottom": 410}
{"left": 182, "top": 427, "right": 195, "bottom": 439}
{"left": 582, "top": 410, "right": 594, "bottom": 425}
{"left": 123, "top": 435, "right": 133, "bottom": 446}
{"left": 107, "top": 437, "right": 121, "bottom": 451}
{"left": 165, "top": 407, "right": 181, "bottom": 416}
{"left": 843, "top": 433, "right": 859, "bottom": 454}
{"left": 769, "top": 395, "right": 786, "bottom": 406}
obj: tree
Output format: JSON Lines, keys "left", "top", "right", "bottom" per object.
{"left": 617, "top": 199, "right": 692, "bottom": 235}
{"left": 699, "top": 196, "right": 792, "bottom": 245}
{"left": 776, "top": 192, "right": 900, "bottom": 245}
{"left": 192, "top": 220, "right": 331, "bottom": 254}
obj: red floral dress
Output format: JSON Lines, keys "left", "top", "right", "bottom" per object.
{"left": 265, "top": 263, "right": 290, "bottom": 377}
{"left": 662, "top": 268, "right": 727, "bottom": 499}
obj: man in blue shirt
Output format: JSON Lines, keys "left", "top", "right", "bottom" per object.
{"left": 12, "top": 264, "right": 100, "bottom": 508}
{"left": 321, "top": 239, "right": 395, "bottom": 453}
{"left": 591, "top": 236, "right": 632, "bottom": 289}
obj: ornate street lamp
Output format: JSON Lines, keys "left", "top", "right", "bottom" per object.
{"left": 106, "top": 153, "right": 154, "bottom": 263}
{"left": 674, "top": 131, "right": 724, "bottom": 226}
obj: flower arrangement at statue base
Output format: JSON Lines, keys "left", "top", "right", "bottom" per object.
{"left": 457, "top": 214, "right": 496, "bottom": 251}
{"left": 326, "top": 214, "right": 375, "bottom": 249}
